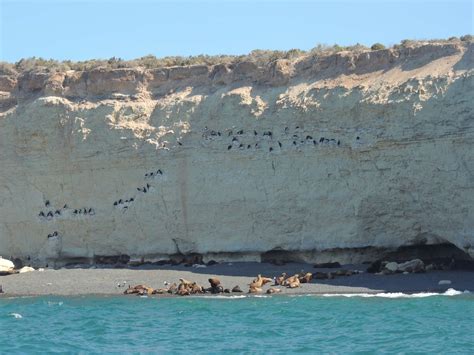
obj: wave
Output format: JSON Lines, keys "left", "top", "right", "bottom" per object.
{"left": 319, "top": 288, "right": 470, "bottom": 298}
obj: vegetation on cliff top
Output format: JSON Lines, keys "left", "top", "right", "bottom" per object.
{"left": 0, "top": 36, "right": 471, "bottom": 75}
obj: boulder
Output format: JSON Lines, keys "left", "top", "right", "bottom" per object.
{"left": 314, "top": 262, "right": 341, "bottom": 269}
{"left": 0, "top": 257, "right": 14, "bottom": 273}
{"left": 19, "top": 266, "right": 35, "bottom": 273}
{"left": 397, "top": 259, "right": 425, "bottom": 273}
{"left": 385, "top": 262, "right": 399, "bottom": 273}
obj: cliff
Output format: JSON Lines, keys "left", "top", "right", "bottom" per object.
{"left": 1, "top": 39, "right": 473, "bottom": 266}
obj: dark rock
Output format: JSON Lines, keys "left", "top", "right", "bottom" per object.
{"left": 12, "top": 258, "right": 23, "bottom": 269}
{"left": 314, "top": 272, "right": 329, "bottom": 280}
{"left": 366, "top": 260, "right": 383, "bottom": 273}
{"left": 206, "top": 260, "right": 218, "bottom": 266}
{"left": 224, "top": 288, "right": 230, "bottom": 293}
{"left": 94, "top": 254, "right": 130, "bottom": 265}
{"left": 313, "top": 262, "right": 341, "bottom": 268}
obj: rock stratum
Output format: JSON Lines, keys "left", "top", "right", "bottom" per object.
{"left": 1, "top": 40, "right": 473, "bottom": 266}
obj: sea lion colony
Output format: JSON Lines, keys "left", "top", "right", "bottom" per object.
{"left": 123, "top": 271, "right": 318, "bottom": 296}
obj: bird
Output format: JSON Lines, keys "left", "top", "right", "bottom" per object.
{"left": 53, "top": 231, "right": 58, "bottom": 237}
{"left": 150, "top": 172, "right": 154, "bottom": 177}
{"left": 319, "top": 137, "right": 325, "bottom": 143}
{"left": 47, "top": 211, "right": 53, "bottom": 218}
{"left": 269, "top": 147, "right": 273, "bottom": 152}
{"left": 118, "top": 199, "right": 123, "bottom": 204}
{"left": 146, "top": 183, "right": 150, "bottom": 189}
{"left": 143, "top": 187, "right": 147, "bottom": 193}
{"left": 47, "top": 234, "right": 52, "bottom": 238}
{"left": 247, "top": 145, "right": 251, "bottom": 149}
{"left": 63, "top": 204, "right": 68, "bottom": 209}
{"left": 157, "top": 169, "right": 163, "bottom": 175}
{"left": 55, "top": 210, "right": 61, "bottom": 216}
{"left": 356, "top": 136, "right": 360, "bottom": 140}
{"left": 88, "top": 208, "right": 92, "bottom": 214}
{"left": 232, "top": 137, "right": 238, "bottom": 142}
{"left": 254, "top": 130, "right": 258, "bottom": 136}
{"left": 293, "top": 141, "right": 297, "bottom": 145}
{"left": 293, "top": 134, "right": 298, "bottom": 139}
{"left": 239, "top": 144, "right": 243, "bottom": 149}
{"left": 130, "top": 198, "right": 134, "bottom": 202}
{"left": 227, "top": 145, "right": 232, "bottom": 150}
{"left": 73, "top": 209, "right": 78, "bottom": 214}
{"left": 145, "top": 173, "right": 149, "bottom": 177}
{"left": 178, "top": 141, "right": 182, "bottom": 146}
{"left": 237, "top": 130, "right": 243, "bottom": 135}
{"left": 137, "top": 187, "right": 142, "bottom": 191}
{"left": 39, "top": 212, "right": 45, "bottom": 217}
{"left": 45, "top": 200, "right": 50, "bottom": 207}
{"left": 228, "top": 130, "right": 233, "bottom": 137}
{"left": 278, "top": 141, "right": 282, "bottom": 148}
{"left": 337, "top": 140, "right": 340, "bottom": 146}
{"left": 306, "top": 135, "right": 313, "bottom": 140}
{"left": 114, "top": 201, "right": 118, "bottom": 206}
{"left": 217, "top": 132, "right": 221, "bottom": 136}
{"left": 284, "top": 127, "right": 289, "bottom": 134}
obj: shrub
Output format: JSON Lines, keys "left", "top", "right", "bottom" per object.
{"left": 460, "top": 34, "right": 473, "bottom": 42}
{"left": 370, "top": 43, "right": 386, "bottom": 50}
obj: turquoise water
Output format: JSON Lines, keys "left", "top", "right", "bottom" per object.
{"left": 1, "top": 292, "right": 473, "bottom": 353}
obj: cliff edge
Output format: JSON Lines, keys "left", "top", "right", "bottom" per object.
{"left": 1, "top": 39, "right": 473, "bottom": 266}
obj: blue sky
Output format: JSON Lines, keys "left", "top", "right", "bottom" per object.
{"left": 0, "top": 0, "right": 472, "bottom": 62}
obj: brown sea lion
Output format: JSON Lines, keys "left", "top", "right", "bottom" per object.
{"left": 288, "top": 279, "right": 300, "bottom": 288}
{"left": 266, "top": 287, "right": 282, "bottom": 294}
{"left": 190, "top": 282, "right": 204, "bottom": 294}
{"left": 177, "top": 288, "right": 190, "bottom": 296}
{"left": 275, "top": 273, "right": 287, "bottom": 285}
{"left": 167, "top": 283, "right": 177, "bottom": 293}
{"left": 179, "top": 278, "right": 193, "bottom": 286}
{"left": 248, "top": 286, "right": 263, "bottom": 294}
{"left": 282, "top": 274, "right": 299, "bottom": 286}
{"left": 300, "top": 272, "right": 313, "bottom": 283}
{"left": 152, "top": 288, "right": 169, "bottom": 294}
{"left": 208, "top": 277, "right": 221, "bottom": 288}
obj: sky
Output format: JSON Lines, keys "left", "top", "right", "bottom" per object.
{"left": 0, "top": 0, "right": 472, "bottom": 62}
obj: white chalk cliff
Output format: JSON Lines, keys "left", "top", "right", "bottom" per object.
{"left": 0, "top": 40, "right": 473, "bottom": 265}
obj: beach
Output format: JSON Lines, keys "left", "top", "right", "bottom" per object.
{"left": 1, "top": 262, "right": 472, "bottom": 296}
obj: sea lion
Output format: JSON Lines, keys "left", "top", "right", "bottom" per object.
{"left": 282, "top": 274, "right": 299, "bottom": 286}
{"left": 208, "top": 277, "right": 221, "bottom": 288}
{"left": 177, "top": 288, "right": 190, "bottom": 296}
{"left": 232, "top": 285, "right": 243, "bottom": 293}
{"left": 288, "top": 279, "right": 300, "bottom": 288}
{"left": 275, "top": 273, "right": 287, "bottom": 285}
{"left": 190, "top": 282, "right": 204, "bottom": 294}
{"left": 224, "top": 289, "right": 231, "bottom": 293}
{"left": 299, "top": 272, "right": 313, "bottom": 283}
{"left": 248, "top": 286, "right": 263, "bottom": 294}
{"left": 167, "top": 283, "right": 177, "bottom": 293}
{"left": 266, "top": 287, "right": 282, "bottom": 294}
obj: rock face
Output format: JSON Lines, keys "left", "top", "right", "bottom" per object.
{"left": 0, "top": 40, "right": 473, "bottom": 266}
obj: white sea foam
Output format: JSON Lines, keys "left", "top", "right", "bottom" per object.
{"left": 10, "top": 313, "right": 22, "bottom": 319}
{"left": 320, "top": 288, "right": 469, "bottom": 298}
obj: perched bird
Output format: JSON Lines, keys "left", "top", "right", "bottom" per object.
{"left": 114, "top": 201, "right": 118, "bottom": 206}
{"left": 228, "top": 145, "right": 232, "bottom": 150}
{"left": 45, "top": 200, "right": 50, "bottom": 207}
{"left": 237, "top": 130, "right": 243, "bottom": 135}
{"left": 278, "top": 141, "right": 282, "bottom": 148}
{"left": 39, "top": 212, "right": 45, "bottom": 217}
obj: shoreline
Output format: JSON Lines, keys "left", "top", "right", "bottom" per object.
{"left": 1, "top": 262, "right": 473, "bottom": 297}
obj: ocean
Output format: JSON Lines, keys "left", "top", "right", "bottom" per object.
{"left": 1, "top": 290, "right": 473, "bottom": 353}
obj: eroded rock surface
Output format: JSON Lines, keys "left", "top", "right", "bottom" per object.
{"left": 0, "top": 40, "right": 473, "bottom": 265}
